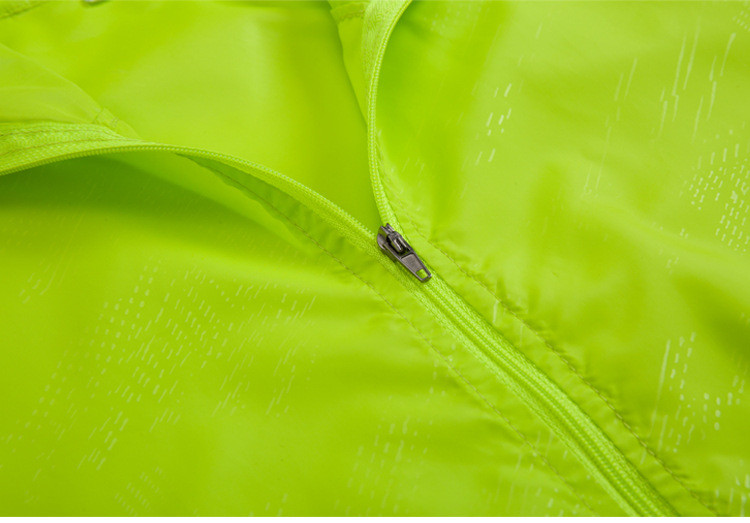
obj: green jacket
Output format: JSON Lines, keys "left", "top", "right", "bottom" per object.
{"left": 1, "top": 0, "right": 748, "bottom": 516}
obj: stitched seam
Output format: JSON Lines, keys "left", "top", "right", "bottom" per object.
{"left": 0, "top": 128, "right": 707, "bottom": 510}
{"left": 335, "top": 11, "right": 365, "bottom": 23}
{"left": 411, "top": 221, "right": 717, "bottom": 514}
{"left": 0, "top": 136, "right": 142, "bottom": 163}
{"left": 0, "top": 129, "right": 593, "bottom": 512}
{"left": 0, "top": 129, "right": 690, "bottom": 512}
{"left": 191, "top": 158, "right": 598, "bottom": 516}
{"left": 0, "top": 127, "right": 124, "bottom": 138}
{"left": 388, "top": 198, "right": 717, "bottom": 515}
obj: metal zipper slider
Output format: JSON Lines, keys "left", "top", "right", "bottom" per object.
{"left": 377, "top": 224, "right": 431, "bottom": 282}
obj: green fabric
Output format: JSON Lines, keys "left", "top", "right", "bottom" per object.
{"left": 1, "top": 0, "right": 748, "bottom": 516}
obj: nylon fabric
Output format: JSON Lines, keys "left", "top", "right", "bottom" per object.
{"left": 0, "top": 0, "right": 748, "bottom": 516}
{"left": 375, "top": 1, "right": 750, "bottom": 516}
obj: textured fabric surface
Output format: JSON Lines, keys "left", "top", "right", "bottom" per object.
{"left": 0, "top": 0, "right": 748, "bottom": 516}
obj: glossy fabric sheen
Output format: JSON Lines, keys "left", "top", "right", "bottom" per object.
{"left": 0, "top": 0, "right": 748, "bottom": 516}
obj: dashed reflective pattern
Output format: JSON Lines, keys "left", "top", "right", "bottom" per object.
{"left": 0, "top": 0, "right": 748, "bottom": 516}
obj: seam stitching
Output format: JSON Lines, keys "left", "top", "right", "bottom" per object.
{"left": 0, "top": 127, "right": 123, "bottom": 138}
{"left": 0, "top": 136, "right": 139, "bottom": 162}
{"left": 0, "top": 127, "right": 697, "bottom": 513}
{"left": 390, "top": 200, "right": 716, "bottom": 515}
{"left": 190, "top": 158, "right": 598, "bottom": 516}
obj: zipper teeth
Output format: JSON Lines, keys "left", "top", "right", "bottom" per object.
{"left": 0, "top": 139, "right": 376, "bottom": 246}
{"left": 424, "top": 276, "right": 675, "bottom": 516}
{"left": 366, "top": 0, "right": 412, "bottom": 232}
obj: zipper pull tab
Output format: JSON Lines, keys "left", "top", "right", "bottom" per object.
{"left": 377, "top": 224, "right": 431, "bottom": 282}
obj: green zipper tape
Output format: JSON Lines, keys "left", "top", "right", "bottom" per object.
{"left": 422, "top": 274, "right": 676, "bottom": 516}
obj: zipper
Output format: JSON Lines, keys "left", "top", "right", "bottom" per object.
{"left": 373, "top": 225, "right": 676, "bottom": 517}
{"left": 372, "top": 222, "right": 673, "bottom": 516}
{"left": 362, "top": 0, "right": 677, "bottom": 517}
{"left": 0, "top": 130, "right": 378, "bottom": 256}
{"left": 3, "top": 1, "right": 679, "bottom": 506}
{"left": 366, "top": 1, "right": 412, "bottom": 235}
{"left": 1, "top": 122, "right": 674, "bottom": 515}
{"left": 376, "top": 224, "right": 431, "bottom": 281}
{"left": 380, "top": 239, "right": 676, "bottom": 516}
